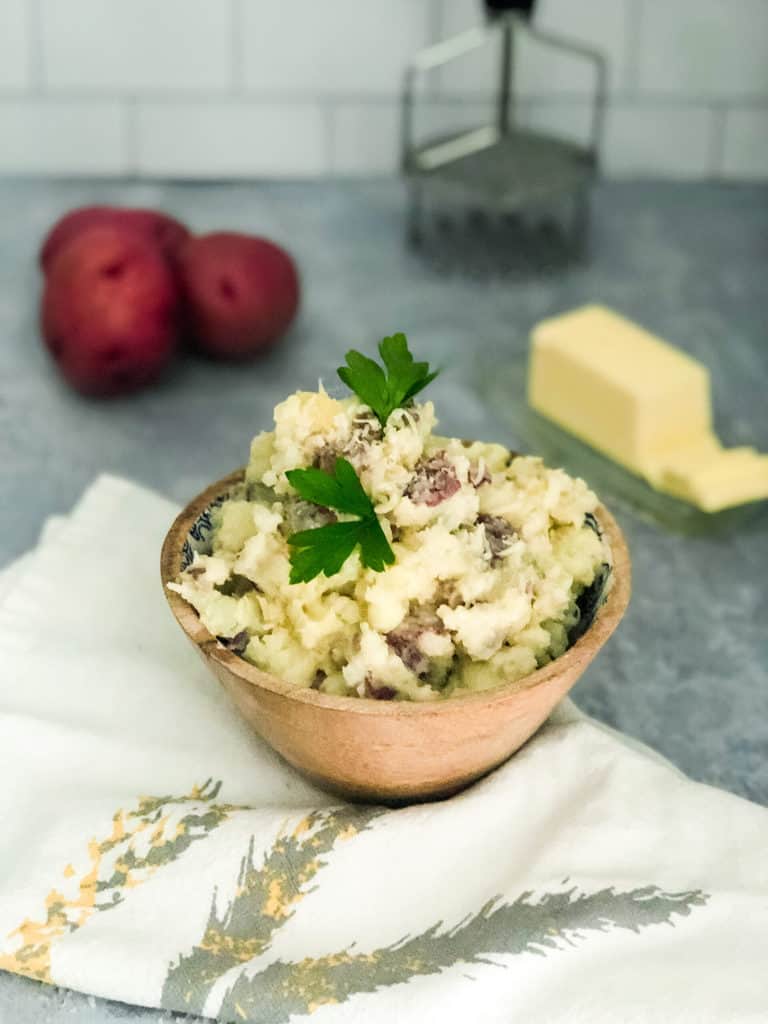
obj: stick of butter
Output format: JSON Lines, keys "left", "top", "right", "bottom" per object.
{"left": 527, "top": 305, "right": 768, "bottom": 513}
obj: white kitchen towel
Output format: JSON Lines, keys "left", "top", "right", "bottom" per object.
{"left": 0, "top": 476, "right": 766, "bottom": 1024}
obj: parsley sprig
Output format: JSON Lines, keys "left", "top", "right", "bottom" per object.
{"left": 337, "top": 333, "right": 439, "bottom": 426}
{"left": 285, "top": 458, "right": 394, "bottom": 584}
{"left": 285, "top": 334, "right": 435, "bottom": 582}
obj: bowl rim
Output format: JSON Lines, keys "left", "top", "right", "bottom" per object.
{"left": 161, "top": 467, "right": 631, "bottom": 717}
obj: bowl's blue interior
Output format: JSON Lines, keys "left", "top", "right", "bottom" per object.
{"left": 181, "top": 494, "right": 227, "bottom": 570}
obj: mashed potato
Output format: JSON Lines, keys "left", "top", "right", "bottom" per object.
{"left": 170, "top": 388, "right": 612, "bottom": 701}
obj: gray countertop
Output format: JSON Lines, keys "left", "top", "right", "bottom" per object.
{"left": 0, "top": 179, "right": 766, "bottom": 1023}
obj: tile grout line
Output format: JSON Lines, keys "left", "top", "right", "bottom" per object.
{"left": 5, "top": 86, "right": 766, "bottom": 107}
{"left": 0, "top": 82, "right": 767, "bottom": 108}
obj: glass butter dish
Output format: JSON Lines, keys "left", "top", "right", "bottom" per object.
{"left": 477, "top": 357, "right": 767, "bottom": 536}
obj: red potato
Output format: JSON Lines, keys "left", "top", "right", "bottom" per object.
{"left": 40, "top": 205, "right": 190, "bottom": 272}
{"left": 41, "top": 226, "right": 181, "bottom": 397}
{"left": 177, "top": 232, "right": 299, "bottom": 359}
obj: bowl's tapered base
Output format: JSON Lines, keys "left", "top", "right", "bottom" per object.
{"left": 201, "top": 645, "right": 584, "bottom": 803}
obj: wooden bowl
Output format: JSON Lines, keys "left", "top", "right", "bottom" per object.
{"left": 161, "top": 469, "right": 631, "bottom": 803}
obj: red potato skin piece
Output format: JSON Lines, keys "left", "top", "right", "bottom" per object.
{"left": 40, "top": 225, "right": 181, "bottom": 397}
{"left": 40, "top": 206, "right": 190, "bottom": 272}
{"left": 176, "top": 232, "right": 300, "bottom": 360}
{"left": 405, "top": 452, "right": 461, "bottom": 507}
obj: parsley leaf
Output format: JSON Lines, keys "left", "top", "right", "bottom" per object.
{"left": 285, "top": 459, "right": 371, "bottom": 518}
{"left": 287, "top": 522, "right": 363, "bottom": 583}
{"left": 286, "top": 458, "right": 395, "bottom": 583}
{"left": 353, "top": 517, "right": 396, "bottom": 572}
{"left": 337, "top": 332, "right": 439, "bottom": 425}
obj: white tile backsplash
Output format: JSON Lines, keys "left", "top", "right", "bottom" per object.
{"left": 514, "top": 31, "right": 608, "bottom": 100}
{"left": 437, "top": 0, "right": 627, "bottom": 95}
{"left": 0, "top": 100, "right": 126, "bottom": 174}
{"left": 520, "top": 99, "right": 596, "bottom": 149}
{"left": 241, "top": 0, "right": 430, "bottom": 95}
{"left": 416, "top": 99, "right": 495, "bottom": 142}
{"left": 636, "top": 0, "right": 768, "bottom": 99}
{"left": 39, "top": 0, "right": 234, "bottom": 92}
{"left": 136, "top": 102, "right": 328, "bottom": 178}
{"left": 0, "top": 0, "right": 32, "bottom": 91}
{"left": 331, "top": 103, "right": 401, "bottom": 175}
{"left": 529, "top": 0, "right": 629, "bottom": 93}
{"left": 603, "top": 104, "right": 716, "bottom": 179}
{"left": 0, "top": 0, "right": 765, "bottom": 180}
{"left": 331, "top": 99, "right": 494, "bottom": 175}
{"left": 722, "top": 108, "right": 768, "bottom": 180}
{"left": 434, "top": 3, "right": 500, "bottom": 98}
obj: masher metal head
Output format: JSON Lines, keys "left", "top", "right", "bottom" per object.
{"left": 401, "top": 6, "right": 608, "bottom": 275}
